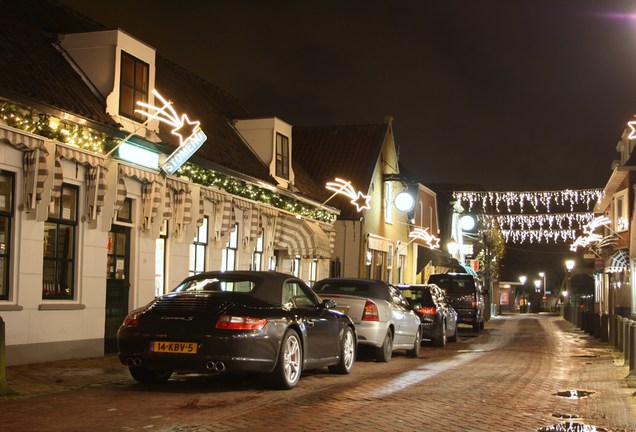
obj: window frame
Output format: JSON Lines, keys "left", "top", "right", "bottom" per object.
{"left": 252, "top": 229, "right": 264, "bottom": 271}
{"left": 221, "top": 223, "right": 239, "bottom": 271}
{"left": 0, "top": 171, "right": 14, "bottom": 301}
{"left": 43, "top": 183, "right": 78, "bottom": 300}
{"left": 275, "top": 133, "right": 290, "bottom": 179}
{"left": 384, "top": 181, "right": 393, "bottom": 223}
{"left": 189, "top": 216, "right": 208, "bottom": 276}
{"left": 119, "top": 52, "right": 149, "bottom": 122}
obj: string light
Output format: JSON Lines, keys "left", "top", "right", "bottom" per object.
{"left": 453, "top": 189, "right": 603, "bottom": 213}
{"left": 495, "top": 213, "right": 594, "bottom": 230}
{"left": 501, "top": 229, "right": 578, "bottom": 244}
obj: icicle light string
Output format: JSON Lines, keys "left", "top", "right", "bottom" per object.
{"left": 501, "top": 229, "right": 578, "bottom": 244}
{"left": 453, "top": 189, "right": 603, "bottom": 213}
{"left": 495, "top": 213, "right": 594, "bottom": 231}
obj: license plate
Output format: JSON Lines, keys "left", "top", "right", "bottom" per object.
{"left": 151, "top": 341, "right": 197, "bottom": 354}
{"left": 334, "top": 307, "right": 348, "bottom": 315}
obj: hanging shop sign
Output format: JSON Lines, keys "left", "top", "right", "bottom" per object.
{"left": 136, "top": 90, "right": 207, "bottom": 175}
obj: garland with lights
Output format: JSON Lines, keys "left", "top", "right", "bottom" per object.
{"left": 178, "top": 163, "right": 336, "bottom": 223}
{"left": 0, "top": 100, "right": 116, "bottom": 153}
{"left": 453, "top": 189, "right": 602, "bottom": 213}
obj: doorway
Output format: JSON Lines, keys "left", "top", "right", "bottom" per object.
{"left": 104, "top": 224, "right": 131, "bottom": 354}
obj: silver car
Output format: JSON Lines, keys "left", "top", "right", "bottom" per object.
{"left": 313, "top": 278, "right": 422, "bottom": 362}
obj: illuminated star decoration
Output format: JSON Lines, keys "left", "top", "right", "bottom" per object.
{"left": 628, "top": 120, "right": 636, "bottom": 140}
{"left": 135, "top": 89, "right": 201, "bottom": 146}
{"left": 325, "top": 178, "right": 371, "bottom": 212}
{"left": 409, "top": 227, "right": 441, "bottom": 249}
{"left": 570, "top": 215, "right": 610, "bottom": 251}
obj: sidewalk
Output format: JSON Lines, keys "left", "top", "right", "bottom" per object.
{"left": 2, "top": 354, "right": 132, "bottom": 398}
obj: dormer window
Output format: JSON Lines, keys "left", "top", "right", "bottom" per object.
{"left": 119, "top": 52, "right": 149, "bottom": 122}
{"left": 276, "top": 133, "right": 289, "bottom": 180}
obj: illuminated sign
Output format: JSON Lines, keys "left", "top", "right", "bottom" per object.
{"left": 118, "top": 142, "right": 159, "bottom": 170}
{"left": 409, "top": 227, "right": 440, "bottom": 249}
{"left": 135, "top": 89, "right": 207, "bottom": 175}
{"left": 325, "top": 178, "right": 371, "bottom": 212}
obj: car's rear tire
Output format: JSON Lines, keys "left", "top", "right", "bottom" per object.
{"left": 407, "top": 327, "right": 421, "bottom": 357}
{"left": 448, "top": 322, "right": 458, "bottom": 342}
{"left": 271, "top": 329, "right": 303, "bottom": 389}
{"left": 128, "top": 366, "right": 172, "bottom": 384}
{"left": 433, "top": 321, "right": 447, "bottom": 347}
{"left": 472, "top": 321, "right": 481, "bottom": 332}
{"left": 375, "top": 329, "right": 393, "bottom": 362}
{"left": 329, "top": 326, "right": 356, "bottom": 374}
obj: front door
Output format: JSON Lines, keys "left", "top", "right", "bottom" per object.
{"left": 104, "top": 225, "right": 131, "bottom": 354}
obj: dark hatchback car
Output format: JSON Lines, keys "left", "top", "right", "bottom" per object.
{"left": 398, "top": 284, "right": 458, "bottom": 347}
{"left": 118, "top": 271, "right": 356, "bottom": 389}
{"left": 427, "top": 273, "right": 485, "bottom": 332}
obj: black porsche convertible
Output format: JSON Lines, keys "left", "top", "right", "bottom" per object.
{"left": 117, "top": 271, "right": 356, "bottom": 389}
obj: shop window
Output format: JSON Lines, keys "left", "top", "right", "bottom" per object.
{"left": 0, "top": 171, "right": 14, "bottom": 301}
{"left": 275, "top": 133, "right": 289, "bottom": 179}
{"left": 252, "top": 230, "right": 264, "bottom": 271}
{"left": 43, "top": 184, "right": 78, "bottom": 300}
{"left": 155, "top": 220, "right": 168, "bottom": 296}
{"left": 119, "top": 52, "right": 149, "bottom": 122}
{"left": 189, "top": 217, "right": 208, "bottom": 276}
{"left": 292, "top": 256, "right": 301, "bottom": 278}
{"left": 222, "top": 223, "right": 239, "bottom": 271}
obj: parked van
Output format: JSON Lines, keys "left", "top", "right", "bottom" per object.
{"left": 427, "top": 273, "right": 485, "bottom": 332}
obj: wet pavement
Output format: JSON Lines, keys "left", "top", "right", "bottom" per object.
{"left": 1, "top": 313, "right": 636, "bottom": 431}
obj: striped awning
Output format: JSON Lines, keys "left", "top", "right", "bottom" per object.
{"left": 276, "top": 216, "right": 331, "bottom": 258}
{"left": 367, "top": 234, "right": 393, "bottom": 253}
{"left": 0, "top": 124, "right": 47, "bottom": 152}
{"left": 606, "top": 249, "right": 629, "bottom": 273}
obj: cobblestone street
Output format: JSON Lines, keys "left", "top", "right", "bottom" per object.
{"left": 2, "top": 313, "right": 635, "bottom": 431}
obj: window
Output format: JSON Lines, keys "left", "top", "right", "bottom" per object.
{"left": 275, "top": 133, "right": 289, "bottom": 179}
{"left": 282, "top": 281, "right": 317, "bottom": 309}
{"left": 252, "top": 230, "right": 264, "bottom": 270}
{"left": 292, "top": 256, "right": 301, "bottom": 277}
{"left": 117, "top": 198, "right": 132, "bottom": 223}
{"left": 387, "top": 244, "right": 393, "bottom": 283}
{"left": 614, "top": 190, "right": 628, "bottom": 232}
{"left": 384, "top": 181, "right": 393, "bottom": 223}
{"left": 155, "top": 221, "right": 168, "bottom": 296}
{"left": 221, "top": 223, "right": 239, "bottom": 271}
{"left": 0, "top": 171, "right": 14, "bottom": 301}
{"left": 119, "top": 52, "right": 149, "bottom": 121}
{"left": 189, "top": 217, "right": 208, "bottom": 276}
{"left": 308, "top": 260, "right": 317, "bottom": 286}
{"left": 43, "top": 184, "right": 78, "bottom": 300}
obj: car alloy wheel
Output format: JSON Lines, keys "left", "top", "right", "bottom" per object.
{"left": 329, "top": 326, "right": 355, "bottom": 374}
{"left": 272, "top": 329, "right": 303, "bottom": 389}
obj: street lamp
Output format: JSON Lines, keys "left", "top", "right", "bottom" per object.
{"left": 534, "top": 279, "right": 541, "bottom": 292}
{"left": 519, "top": 275, "right": 527, "bottom": 313}
{"left": 562, "top": 259, "right": 575, "bottom": 317}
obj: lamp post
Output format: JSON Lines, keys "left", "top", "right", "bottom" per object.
{"left": 563, "top": 260, "right": 575, "bottom": 318}
{"left": 539, "top": 271, "right": 546, "bottom": 311}
{"left": 519, "top": 275, "right": 527, "bottom": 313}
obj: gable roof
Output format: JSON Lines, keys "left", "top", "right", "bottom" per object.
{"left": 0, "top": 0, "right": 116, "bottom": 126}
{"left": 293, "top": 122, "right": 389, "bottom": 218}
{"left": 0, "top": 0, "right": 273, "bottom": 183}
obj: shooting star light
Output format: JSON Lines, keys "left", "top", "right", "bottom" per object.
{"left": 136, "top": 89, "right": 201, "bottom": 146}
{"left": 325, "top": 178, "right": 371, "bottom": 212}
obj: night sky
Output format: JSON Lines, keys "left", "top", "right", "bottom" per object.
{"left": 57, "top": 0, "right": 636, "bottom": 191}
{"left": 55, "top": 0, "right": 636, "bottom": 285}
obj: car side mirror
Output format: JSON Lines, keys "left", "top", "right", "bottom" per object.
{"left": 322, "top": 298, "right": 337, "bottom": 309}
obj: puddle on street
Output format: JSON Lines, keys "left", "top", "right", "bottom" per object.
{"left": 538, "top": 422, "right": 608, "bottom": 432}
{"left": 553, "top": 390, "right": 595, "bottom": 399}
{"left": 552, "top": 413, "right": 580, "bottom": 419}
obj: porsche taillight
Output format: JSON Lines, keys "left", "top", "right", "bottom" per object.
{"left": 216, "top": 314, "right": 267, "bottom": 330}
{"left": 361, "top": 300, "right": 380, "bottom": 321}
{"left": 417, "top": 306, "right": 437, "bottom": 315}
{"left": 122, "top": 312, "right": 140, "bottom": 328}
